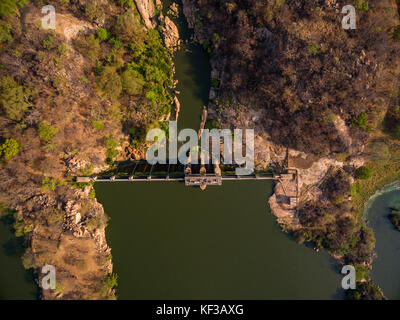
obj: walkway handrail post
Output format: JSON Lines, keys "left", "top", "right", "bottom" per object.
{"left": 131, "top": 161, "right": 139, "bottom": 176}
{"left": 115, "top": 163, "right": 120, "bottom": 176}
{"left": 148, "top": 164, "right": 154, "bottom": 180}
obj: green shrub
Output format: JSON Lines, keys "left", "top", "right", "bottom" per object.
{"left": 89, "top": 188, "right": 96, "bottom": 199}
{"left": 54, "top": 283, "right": 65, "bottom": 295}
{"left": 0, "top": 0, "right": 28, "bottom": 17}
{"left": 0, "top": 138, "right": 21, "bottom": 160}
{"left": 85, "top": 0, "right": 104, "bottom": 22}
{"left": 114, "top": 10, "right": 144, "bottom": 42}
{"left": 43, "top": 36, "right": 56, "bottom": 50}
{"left": 106, "top": 47, "right": 124, "bottom": 68}
{"left": 355, "top": 166, "right": 372, "bottom": 180}
{"left": 393, "top": 25, "right": 400, "bottom": 42}
{"left": 84, "top": 34, "right": 100, "bottom": 62}
{"left": 350, "top": 183, "right": 359, "bottom": 196}
{"left": 389, "top": 213, "right": 400, "bottom": 231}
{"left": 104, "top": 135, "right": 118, "bottom": 163}
{"left": 347, "top": 281, "right": 384, "bottom": 300}
{"left": 96, "top": 66, "right": 122, "bottom": 99}
{"left": 86, "top": 214, "right": 108, "bottom": 232}
{"left": 117, "top": 0, "right": 134, "bottom": 7}
{"left": 307, "top": 44, "right": 320, "bottom": 55}
{"left": 394, "top": 124, "right": 400, "bottom": 138}
{"left": 0, "top": 22, "right": 12, "bottom": 44}
{"left": 47, "top": 210, "right": 64, "bottom": 225}
{"left": 121, "top": 69, "right": 145, "bottom": 95}
{"left": 110, "top": 37, "right": 123, "bottom": 50}
{"left": 93, "top": 61, "right": 104, "bottom": 76}
{"left": 75, "top": 34, "right": 100, "bottom": 64}
{"left": 100, "top": 273, "right": 118, "bottom": 296}
{"left": 355, "top": 264, "right": 369, "bottom": 282}
{"left": 0, "top": 76, "right": 32, "bottom": 121}
{"left": 351, "top": 112, "right": 370, "bottom": 130}
{"left": 205, "top": 119, "right": 221, "bottom": 130}
{"left": 97, "top": 27, "right": 109, "bottom": 41}
{"left": 80, "top": 75, "right": 89, "bottom": 83}
{"left": 384, "top": 105, "right": 400, "bottom": 138}
{"left": 21, "top": 248, "right": 36, "bottom": 270}
{"left": 212, "top": 32, "right": 220, "bottom": 44}
{"left": 104, "top": 136, "right": 118, "bottom": 149}
{"left": 92, "top": 120, "right": 104, "bottom": 130}
{"left": 41, "top": 177, "right": 58, "bottom": 191}
{"left": 58, "top": 43, "right": 68, "bottom": 56}
{"left": 210, "top": 78, "right": 220, "bottom": 88}
{"left": 80, "top": 164, "right": 94, "bottom": 176}
{"left": 123, "top": 29, "right": 173, "bottom": 114}
{"left": 14, "top": 217, "right": 34, "bottom": 237}
{"left": 38, "top": 121, "right": 58, "bottom": 142}
{"left": 353, "top": 0, "right": 369, "bottom": 11}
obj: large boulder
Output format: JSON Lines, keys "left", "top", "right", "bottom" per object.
{"left": 162, "top": 16, "right": 180, "bottom": 49}
{"left": 134, "top": 0, "right": 156, "bottom": 28}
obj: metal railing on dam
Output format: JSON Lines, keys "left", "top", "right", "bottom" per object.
{"left": 88, "top": 174, "right": 277, "bottom": 183}
{"left": 76, "top": 161, "right": 278, "bottom": 187}
{"left": 76, "top": 161, "right": 298, "bottom": 206}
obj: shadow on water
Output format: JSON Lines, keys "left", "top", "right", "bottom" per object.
{"left": 3, "top": 237, "right": 25, "bottom": 257}
{"left": 163, "top": 0, "right": 211, "bottom": 131}
{"left": 176, "top": 46, "right": 211, "bottom": 104}
{"left": 279, "top": 226, "right": 345, "bottom": 300}
{"left": 0, "top": 213, "right": 24, "bottom": 257}
{"left": 366, "top": 188, "right": 400, "bottom": 299}
{"left": 163, "top": 0, "right": 191, "bottom": 39}
{"left": 0, "top": 213, "right": 38, "bottom": 300}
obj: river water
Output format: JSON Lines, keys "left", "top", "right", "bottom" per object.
{"left": 96, "top": 181, "right": 343, "bottom": 299}
{"left": 365, "top": 184, "right": 400, "bottom": 299}
{"left": 0, "top": 216, "right": 37, "bottom": 299}
{"left": 164, "top": 0, "right": 210, "bottom": 132}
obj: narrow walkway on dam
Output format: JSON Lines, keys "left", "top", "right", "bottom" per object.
{"left": 76, "top": 160, "right": 299, "bottom": 209}
{"left": 77, "top": 161, "right": 278, "bottom": 184}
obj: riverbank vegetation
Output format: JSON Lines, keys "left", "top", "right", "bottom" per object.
{"left": 351, "top": 138, "right": 400, "bottom": 215}
{"left": 347, "top": 281, "right": 385, "bottom": 300}
{"left": 389, "top": 206, "right": 400, "bottom": 231}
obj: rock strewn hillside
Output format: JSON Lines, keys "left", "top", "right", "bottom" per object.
{"left": 0, "top": 0, "right": 179, "bottom": 299}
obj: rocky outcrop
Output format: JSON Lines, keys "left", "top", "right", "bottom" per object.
{"left": 269, "top": 193, "right": 299, "bottom": 227}
{"left": 162, "top": 16, "right": 180, "bottom": 50}
{"left": 182, "top": 0, "right": 197, "bottom": 29}
{"left": 134, "top": 0, "right": 156, "bottom": 29}
{"left": 174, "top": 96, "right": 180, "bottom": 120}
{"left": 155, "top": 0, "right": 162, "bottom": 11}
{"left": 168, "top": 2, "right": 179, "bottom": 18}
{"left": 17, "top": 185, "right": 115, "bottom": 300}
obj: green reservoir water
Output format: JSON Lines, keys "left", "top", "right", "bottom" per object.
{"left": 0, "top": 219, "right": 37, "bottom": 299}
{"left": 166, "top": 0, "right": 211, "bottom": 132}
{"left": 96, "top": 181, "right": 343, "bottom": 299}
{"left": 174, "top": 44, "right": 210, "bottom": 131}
{"left": 366, "top": 185, "right": 400, "bottom": 299}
